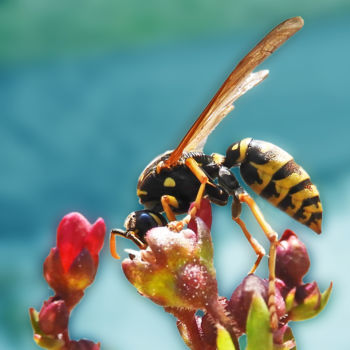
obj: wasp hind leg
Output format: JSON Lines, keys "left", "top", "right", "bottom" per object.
{"left": 218, "top": 166, "right": 278, "bottom": 329}
{"left": 232, "top": 193, "right": 266, "bottom": 274}
{"left": 236, "top": 191, "right": 279, "bottom": 330}
{"left": 218, "top": 167, "right": 266, "bottom": 274}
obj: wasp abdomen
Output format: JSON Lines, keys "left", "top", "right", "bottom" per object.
{"left": 224, "top": 138, "right": 322, "bottom": 233}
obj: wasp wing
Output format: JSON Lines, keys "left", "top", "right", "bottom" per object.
{"left": 185, "top": 70, "right": 269, "bottom": 152}
{"left": 164, "top": 16, "right": 304, "bottom": 167}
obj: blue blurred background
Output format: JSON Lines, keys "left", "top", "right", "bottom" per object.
{"left": 1, "top": 1, "right": 349, "bottom": 349}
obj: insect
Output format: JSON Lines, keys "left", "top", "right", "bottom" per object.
{"left": 110, "top": 17, "right": 322, "bottom": 328}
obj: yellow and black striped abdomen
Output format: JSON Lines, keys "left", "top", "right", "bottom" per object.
{"left": 225, "top": 138, "right": 322, "bottom": 233}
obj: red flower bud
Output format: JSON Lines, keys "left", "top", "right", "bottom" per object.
{"left": 38, "top": 299, "right": 69, "bottom": 336}
{"left": 288, "top": 281, "right": 332, "bottom": 321}
{"left": 276, "top": 230, "right": 310, "bottom": 287}
{"left": 295, "top": 281, "right": 319, "bottom": 304}
{"left": 43, "top": 213, "right": 105, "bottom": 309}
{"left": 175, "top": 263, "right": 218, "bottom": 309}
{"left": 122, "top": 202, "right": 218, "bottom": 311}
{"left": 188, "top": 199, "right": 212, "bottom": 233}
{"left": 57, "top": 213, "right": 105, "bottom": 272}
{"left": 69, "top": 339, "right": 100, "bottom": 350}
{"left": 227, "top": 274, "right": 285, "bottom": 334}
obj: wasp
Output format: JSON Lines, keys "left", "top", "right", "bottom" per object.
{"left": 110, "top": 17, "right": 322, "bottom": 328}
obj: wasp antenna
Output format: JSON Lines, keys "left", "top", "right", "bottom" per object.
{"left": 110, "top": 229, "right": 124, "bottom": 259}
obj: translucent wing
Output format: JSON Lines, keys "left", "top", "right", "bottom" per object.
{"left": 184, "top": 70, "right": 269, "bottom": 152}
{"left": 164, "top": 17, "right": 304, "bottom": 167}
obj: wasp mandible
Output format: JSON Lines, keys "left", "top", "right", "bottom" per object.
{"left": 110, "top": 17, "right": 322, "bottom": 328}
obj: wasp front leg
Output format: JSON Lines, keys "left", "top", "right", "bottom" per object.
{"left": 161, "top": 195, "right": 189, "bottom": 232}
{"left": 166, "top": 158, "right": 211, "bottom": 232}
{"left": 182, "top": 157, "right": 212, "bottom": 227}
{"left": 161, "top": 195, "right": 179, "bottom": 222}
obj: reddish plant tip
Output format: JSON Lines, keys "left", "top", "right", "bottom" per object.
{"left": 43, "top": 213, "right": 105, "bottom": 308}
{"left": 57, "top": 213, "right": 105, "bottom": 272}
{"left": 122, "top": 216, "right": 217, "bottom": 310}
{"left": 228, "top": 274, "right": 286, "bottom": 334}
{"left": 295, "top": 281, "right": 319, "bottom": 304}
{"left": 276, "top": 229, "right": 310, "bottom": 287}
{"left": 175, "top": 263, "right": 218, "bottom": 308}
{"left": 38, "top": 299, "right": 69, "bottom": 336}
{"left": 188, "top": 198, "right": 212, "bottom": 233}
{"left": 68, "top": 339, "right": 100, "bottom": 350}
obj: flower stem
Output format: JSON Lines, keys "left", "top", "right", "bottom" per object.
{"left": 166, "top": 308, "right": 206, "bottom": 350}
{"left": 206, "top": 298, "right": 240, "bottom": 350}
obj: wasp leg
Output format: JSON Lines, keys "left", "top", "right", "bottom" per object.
{"left": 109, "top": 229, "right": 146, "bottom": 260}
{"left": 161, "top": 195, "right": 178, "bottom": 222}
{"left": 187, "top": 157, "right": 210, "bottom": 206}
{"left": 184, "top": 157, "right": 212, "bottom": 222}
{"left": 218, "top": 167, "right": 266, "bottom": 273}
{"left": 234, "top": 217, "right": 266, "bottom": 274}
{"left": 237, "top": 192, "right": 279, "bottom": 330}
{"left": 169, "top": 157, "right": 212, "bottom": 232}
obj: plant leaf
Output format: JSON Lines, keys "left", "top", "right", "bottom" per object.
{"left": 246, "top": 294, "right": 273, "bottom": 350}
{"left": 290, "top": 282, "right": 332, "bottom": 321}
{"left": 29, "top": 308, "right": 41, "bottom": 334}
{"left": 216, "top": 324, "right": 236, "bottom": 350}
{"left": 285, "top": 288, "right": 296, "bottom": 312}
{"left": 33, "top": 334, "right": 65, "bottom": 350}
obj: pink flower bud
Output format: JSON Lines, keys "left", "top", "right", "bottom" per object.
{"left": 188, "top": 199, "right": 212, "bottom": 233}
{"left": 288, "top": 281, "right": 332, "bottom": 321}
{"left": 69, "top": 339, "right": 100, "bottom": 350}
{"left": 57, "top": 213, "right": 105, "bottom": 272}
{"left": 175, "top": 263, "right": 218, "bottom": 309}
{"left": 38, "top": 299, "right": 69, "bottom": 336}
{"left": 276, "top": 230, "right": 310, "bottom": 287}
{"left": 43, "top": 213, "right": 105, "bottom": 309}
{"left": 66, "top": 248, "right": 97, "bottom": 290}
{"left": 295, "top": 281, "right": 319, "bottom": 304}
{"left": 122, "top": 209, "right": 218, "bottom": 310}
{"left": 227, "top": 274, "right": 285, "bottom": 334}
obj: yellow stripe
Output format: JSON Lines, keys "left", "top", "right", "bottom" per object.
{"left": 237, "top": 138, "right": 251, "bottom": 163}
{"left": 248, "top": 142, "right": 293, "bottom": 195}
{"left": 283, "top": 184, "right": 321, "bottom": 218}
{"left": 269, "top": 169, "right": 310, "bottom": 205}
{"left": 137, "top": 189, "right": 148, "bottom": 196}
{"left": 249, "top": 159, "right": 293, "bottom": 195}
{"left": 149, "top": 213, "right": 164, "bottom": 226}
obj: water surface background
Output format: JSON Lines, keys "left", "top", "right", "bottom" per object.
{"left": 1, "top": 1, "right": 349, "bottom": 349}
